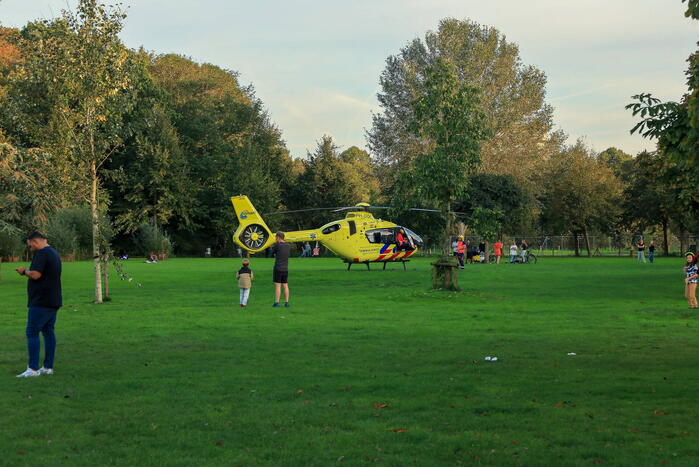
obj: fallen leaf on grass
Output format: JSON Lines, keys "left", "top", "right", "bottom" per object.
{"left": 685, "top": 323, "right": 690, "bottom": 327}
{"left": 374, "top": 403, "right": 390, "bottom": 409}
{"left": 215, "top": 441, "right": 223, "bottom": 446}
{"left": 296, "top": 389, "right": 304, "bottom": 394}
{"left": 17, "top": 450, "right": 24, "bottom": 455}
{"left": 337, "top": 456, "right": 345, "bottom": 462}
{"left": 593, "top": 458, "right": 605, "bottom": 464}
{"left": 391, "top": 428, "right": 408, "bottom": 433}
{"left": 654, "top": 410, "right": 669, "bottom": 415}
{"left": 340, "top": 387, "right": 351, "bottom": 391}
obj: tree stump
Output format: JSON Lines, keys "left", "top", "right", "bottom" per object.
{"left": 431, "top": 259, "right": 460, "bottom": 291}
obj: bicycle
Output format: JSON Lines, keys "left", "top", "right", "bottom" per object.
{"left": 504, "top": 251, "right": 537, "bottom": 264}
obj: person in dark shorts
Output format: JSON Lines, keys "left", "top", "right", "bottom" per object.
{"left": 14, "top": 231, "right": 62, "bottom": 378}
{"left": 270, "top": 231, "right": 291, "bottom": 308}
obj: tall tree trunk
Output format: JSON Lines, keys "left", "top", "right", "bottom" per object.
{"left": 573, "top": 230, "right": 581, "bottom": 257}
{"left": 443, "top": 205, "right": 454, "bottom": 261}
{"left": 431, "top": 204, "right": 459, "bottom": 291}
{"left": 91, "top": 161, "right": 103, "bottom": 304}
{"left": 102, "top": 256, "right": 109, "bottom": 299}
{"left": 583, "top": 225, "right": 591, "bottom": 257}
{"left": 662, "top": 218, "right": 669, "bottom": 256}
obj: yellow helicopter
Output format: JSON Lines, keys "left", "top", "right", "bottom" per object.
{"left": 230, "top": 195, "right": 426, "bottom": 270}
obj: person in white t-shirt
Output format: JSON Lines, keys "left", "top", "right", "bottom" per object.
{"left": 509, "top": 242, "right": 518, "bottom": 263}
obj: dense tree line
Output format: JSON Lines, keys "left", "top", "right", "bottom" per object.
{"left": 1, "top": 0, "right": 697, "bottom": 297}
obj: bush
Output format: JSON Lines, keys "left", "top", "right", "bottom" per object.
{"left": 46, "top": 213, "right": 78, "bottom": 258}
{"left": 45, "top": 207, "right": 114, "bottom": 259}
{"left": 0, "top": 229, "right": 25, "bottom": 259}
{"left": 137, "top": 224, "right": 172, "bottom": 258}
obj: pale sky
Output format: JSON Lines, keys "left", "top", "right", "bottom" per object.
{"left": 1, "top": 1, "right": 697, "bottom": 158}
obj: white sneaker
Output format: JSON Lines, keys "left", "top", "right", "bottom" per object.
{"left": 38, "top": 367, "right": 53, "bottom": 375}
{"left": 16, "top": 368, "right": 40, "bottom": 378}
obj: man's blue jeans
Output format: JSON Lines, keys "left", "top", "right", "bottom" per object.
{"left": 26, "top": 307, "right": 58, "bottom": 370}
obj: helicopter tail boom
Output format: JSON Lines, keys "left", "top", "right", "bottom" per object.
{"left": 284, "top": 229, "right": 321, "bottom": 244}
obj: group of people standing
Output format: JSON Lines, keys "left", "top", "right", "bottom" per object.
{"left": 451, "top": 236, "right": 487, "bottom": 268}
{"left": 453, "top": 237, "right": 529, "bottom": 265}
{"left": 636, "top": 238, "right": 657, "bottom": 263}
{"left": 236, "top": 231, "right": 291, "bottom": 308}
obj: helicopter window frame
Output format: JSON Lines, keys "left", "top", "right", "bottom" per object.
{"left": 365, "top": 228, "right": 395, "bottom": 244}
{"left": 322, "top": 224, "right": 341, "bottom": 235}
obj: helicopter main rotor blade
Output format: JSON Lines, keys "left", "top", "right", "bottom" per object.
{"left": 407, "top": 208, "right": 441, "bottom": 213}
{"left": 330, "top": 206, "right": 392, "bottom": 212}
{"left": 263, "top": 207, "right": 348, "bottom": 216}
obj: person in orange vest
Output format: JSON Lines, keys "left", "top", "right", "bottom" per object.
{"left": 456, "top": 235, "right": 466, "bottom": 269}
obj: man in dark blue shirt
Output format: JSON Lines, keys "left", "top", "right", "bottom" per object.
{"left": 15, "top": 232, "right": 62, "bottom": 378}
{"left": 270, "top": 231, "right": 291, "bottom": 308}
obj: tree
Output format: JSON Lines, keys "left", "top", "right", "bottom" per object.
{"left": 148, "top": 54, "right": 292, "bottom": 255}
{"left": 598, "top": 147, "right": 634, "bottom": 176}
{"left": 626, "top": 1, "right": 699, "bottom": 218}
{"left": 393, "top": 58, "right": 488, "bottom": 288}
{"left": 288, "top": 137, "right": 380, "bottom": 228}
{"left": 105, "top": 53, "right": 195, "bottom": 234}
{"left": 7, "top": 0, "right": 135, "bottom": 303}
{"left": 538, "top": 141, "right": 623, "bottom": 256}
{"left": 454, "top": 173, "right": 532, "bottom": 236}
{"left": 368, "top": 18, "right": 553, "bottom": 190}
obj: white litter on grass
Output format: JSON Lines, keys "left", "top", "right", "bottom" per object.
{"left": 567, "top": 352, "right": 577, "bottom": 356}
{"left": 484, "top": 356, "right": 499, "bottom": 361}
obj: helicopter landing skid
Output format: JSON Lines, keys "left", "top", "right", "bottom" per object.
{"left": 345, "top": 260, "right": 410, "bottom": 271}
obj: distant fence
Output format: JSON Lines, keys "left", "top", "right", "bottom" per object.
{"left": 443, "top": 234, "right": 699, "bottom": 257}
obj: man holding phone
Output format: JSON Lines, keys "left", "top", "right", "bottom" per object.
{"left": 15, "top": 232, "right": 62, "bottom": 378}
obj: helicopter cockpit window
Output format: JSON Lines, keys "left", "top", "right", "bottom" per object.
{"left": 365, "top": 228, "right": 395, "bottom": 244}
{"left": 348, "top": 221, "right": 357, "bottom": 236}
{"left": 322, "top": 224, "right": 341, "bottom": 235}
{"left": 402, "top": 227, "right": 424, "bottom": 246}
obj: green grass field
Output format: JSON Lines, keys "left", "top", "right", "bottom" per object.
{"left": 1, "top": 256, "right": 698, "bottom": 466}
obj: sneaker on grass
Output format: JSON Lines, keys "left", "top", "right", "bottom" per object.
{"left": 272, "top": 302, "right": 280, "bottom": 307}
{"left": 39, "top": 367, "right": 53, "bottom": 375}
{"left": 17, "top": 368, "right": 40, "bottom": 378}
{"left": 284, "top": 302, "right": 290, "bottom": 308}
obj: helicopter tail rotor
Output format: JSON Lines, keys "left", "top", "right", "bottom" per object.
{"left": 230, "top": 195, "right": 275, "bottom": 253}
